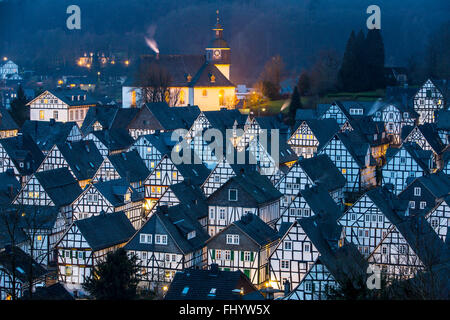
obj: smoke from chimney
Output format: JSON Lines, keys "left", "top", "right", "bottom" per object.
{"left": 144, "top": 25, "right": 160, "bottom": 55}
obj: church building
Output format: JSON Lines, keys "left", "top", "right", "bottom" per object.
{"left": 122, "top": 12, "right": 236, "bottom": 111}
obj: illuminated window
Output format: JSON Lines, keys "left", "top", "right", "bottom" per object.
{"left": 156, "top": 171, "right": 161, "bottom": 178}
{"left": 150, "top": 162, "right": 155, "bottom": 168}
{"left": 165, "top": 91, "right": 170, "bottom": 103}
{"left": 39, "top": 110, "right": 44, "bottom": 120}
{"left": 172, "top": 172, "right": 177, "bottom": 179}
{"left": 219, "top": 89, "right": 225, "bottom": 105}
{"left": 131, "top": 90, "right": 136, "bottom": 106}
{"left": 202, "top": 89, "right": 207, "bottom": 97}
{"left": 342, "top": 168, "right": 347, "bottom": 174}
{"left": 37, "top": 235, "right": 42, "bottom": 241}
{"left": 179, "top": 90, "right": 185, "bottom": 104}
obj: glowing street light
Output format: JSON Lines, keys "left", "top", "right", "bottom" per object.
{"left": 124, "top": 60, "right": 130, "bottom": 66}
{"left": 2, "top": 57, "right": 7, "bottom": 61}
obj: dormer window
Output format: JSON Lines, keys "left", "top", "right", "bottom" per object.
{"left": 228, "top": 189, "right": 238, "bottom": 201}
{"left": 210, "top": 74, "right": 216, "bottom": 83}
{"left": 414, "top": 187, "right": 421, "bottom": 196}
{"left": 187, "top": 231, "right": 196, "bottom": 240}
{"left": 187, "top": 74, "right": 192, "bottom": 82}
{"left": 181, "top": 287, "right": 189, "bottom": 295}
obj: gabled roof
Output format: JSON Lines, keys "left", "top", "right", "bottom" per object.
{"left": 203, "top": 109, "right": 247, "bottom": 131}
{"left": 21, "top": 120, "right": 79, "bottom": 152}
{"left": 300, "top": 184, "right": 342, "bottom": 221}
{"left": 80, "top": 106, "right": 139, "bottom": 135}
{"left": 93, "top": 179, "right": 136, "bottom": 207}
{"left": 164, "top": 266, "right": 261, "bottom": 300}
{"left": 336, "top": 130, "right": 373, "bottom": 168}
{"left": 377, "top": 86, "right": 418, "bottom": 115}
{"left": 298, "top": 215, "right": 368, "bottom": 285}
{"left": 91, "top": 128, "right": 134, "bottom": 152}
{"left": 210, "top": 171, "right": 282, "bottom": 205}
{"left": 366, "top": 186, "right": 409, "bottom": 220}
{"left": 136, "top": 55, "right": 235, "bottom": 87}
{"left": 431, "top": 79, "right": 450, "bottom": 101}
{"left": 169, "top": 181, "right": 207, "bottom": 219}
{"left": 0, "top": 170, "right": 20, "bottom": 205}
{"left": 436, "top": 110, "right": 450, "bottom": 131}
{"left": 402, "top": 124, "right": 446, "bottom": 154}
{"left": 25, "top": 282, "right": 74, "bottom": 300}
{"left": 138, "top": 132, "right": 178, "bottom": 156}
{"left": 233, "top": 213, "right": 280, "bottom": 246}
{"left": 107, "top": 150, "right": 150, "bottom": 184}
{"left": 27, "top": 89, "right": 97, "bottom": 107}
{"left": 0, "top": 107, "right": 19, "bottom": 131}
{"left": 298, "top": 154, "right": 346, "bottom": 192}
{"left": 0, "top": 246, "right": 47, "bottom": 283}
{"left": 75, "top": 211, "right": 135, "bottom": 251}
{"left": 385, "top": 142, "right": 432, "bottom": 172}
{"left": 407, "top": 172, "right": 450, "bottom": 200}
{"left": 125, "top": 204, "right": 209, "bottom": 254}
{"left": 57, "top": 140, "right": 104, "bottom": 181}
{"left": 0, "top": 133, "right": 45, "bottom": 175}
{"left": 293, "top": 119, "right": 339, "bottom": 150}
{"left": 34, "top": 167, "right": 83, "bottom": 207}
{"left": 171, "top": 153, "right": 211, "bottom": 186}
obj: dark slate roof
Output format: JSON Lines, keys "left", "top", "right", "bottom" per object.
{"left": 300, "top": 184, "right": 342, "bottom": 220}
{"left": 298, "top": 215, "right": 368, "bottom": 286}
{"left": 220, "top": 171, "right": 282, "bottom": 205}
{"left": 146, "top": 102, "right": 201, "bottom": 131}
{"left": 365, "top": 186, "right": 410, "bottom": 221}
{"left": 107, "top": 150, "right": 150, "bottom": 184}
{"left": 46, "top": 88, "right": 97, "bottom": 107}
{"left": 410, "top": 172, "right": 450, "bottom": 199}
{"left": 139, "top": 132, "right": 179, "bottom": 156}
{"left": 203, "top": 109, "right": 247, "bottom": 131}
{"left": 378, "top": 86, "right": 418, "bottom": 116}
{"left": 0, "top": 133, "right": 45, "bottom": 175}
{"left": 336, "top": 131, "right": 373, "bottom": 168}
{"left": 297, "top": 119, "right": 339, "bottom": 151}
{"left": 80, "top": 106, "right": 139, "bottom": 135}
{"left": 169, "top": 181, "right": 207, "bottom": 219}
{"left": 57, "top": 140, "right": 104, "bottom": 181}
{"left": 391, "top": 215, "right": 448, "bottom": 267}
{"left": 125, "top": 204, "right": 210, "bottom": 254}
{"left": 164, "top": 266, "right": 261, "bottom": 300}
{"left": 254, "top": 115, "right": 290, "bottom": 134}
{"left": 436, "top": 110, "right": 450, "bottom": 131}
{"left": 432, "top": 79, "right": 450, "bottom": 101}
{"left": 21, "top": 120, "right": 78, "bottom": 152}
{"left": 91, "top": 128, "right": 134, "bottom": 152}
{"left": 137, "top": 55, "right": 235, "bottom": 87}
{"left": 0, "top": 170, "right": 20, "bottom": 205}
{"left": 0, "top": 107, "right": 19, "bottom": 131}
{"left": 75, "top": 211, "right": 135, "bottom": 251}
{"left": 172, "top": 154, "right": 211, "bottom": 186}
{"left": 25, "top": 282, "right": 74, "bottom": 300}
{"left": 402, "top": 124, "right": 446, "bottom": 154}
{"left": 233, "top": 213, "right": 280, "bottom": 246}
{"left": 0, "top": 246, "right": 47, "bottom": 282}
{"left": 298, "top": 153, "right": 347, "bottom": 192}
{"left": 0, "top": 210, "right": 27, "bottom": 249}
{"left": 17, "top": 205, "right": 59, "bottom": 230}
{"left": 385, "top": 142, "right": 432, "bottom": 172}
{"left": 94, "top": 179, "right": 137, "bottom": 207}
{"left": 34, "top": 167, "right": 83, "bottom": 207}
{"left": 337, "top": 100, "right": 375, "bottom": 118}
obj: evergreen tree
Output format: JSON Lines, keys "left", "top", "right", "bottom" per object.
{"left": 337, "top": 30, "right": 357, "bottom": 91}
{"left": 297, "top": 71, "right": 311, "bottom": 96}
{"left": 288, "top": 86, "right": 302, "bottom": 125}
{"left": 83, "top": 248, "right": 140, "bottom": 300}
{"left": 354, "top": 29, "right": 369, "bottom": 92}
{"left": 364, "top": 29, "right": 385, "bottom": 90}
{"left": 10, "top": 85, "right": 28, "bottom": 127}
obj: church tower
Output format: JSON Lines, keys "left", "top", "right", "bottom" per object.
{"left": 206, "top": 10, "right": 231, "bottom": 80}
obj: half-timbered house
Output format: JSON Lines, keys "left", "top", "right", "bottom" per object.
{"left": 36, "top": 140, "right": 104, "bottom": 188}
{"left": 382, "top": 142, "right": 432, "bottom": 194}
{"left": 425, "top": 196, "right": 450, "bottom": 242}
{"left": 269, "top": 184, "right": 342, "bottom": 290}
{"left": 72, "top": 178, "right": 144, "bottom": 229}
{"left": 368, "top": 214, "right": 447, "bottom": 281}
{"left": 288, "top": 119, "right": 339, "bottom": 158}
{"left": 12, "top": 167, "right": 83, "bottom": 230}
{"left": 92, "top": 150, "right": 150, "bottom": 190}
{"left": 338, "top": 185, "right": 409, "bottom": 257}
{"left": 0, "top": 107, "right": 19, "bottom": 139}
{"left": 0, "top": 246, "right": 47, "bottom": 300}
{"left": 56, "top": 211, "right": 135, "bottom": 295}
{"left": 398, "top": 172, "right": 450, "bottom": 217}
{"left": 319, "top": 130, "right": 376, "bottom": 194}
{"left": 131, "top": 132, "right": 178, "bottom": 170}
{"left": 206, "top": 170, "right": 282, "bottom": 236}
{"left": 80, "top": 105, "right": 139, "bottom": 136}
{"left": 413, "top": 79, "right": 449, "bottom": 125}
{"left": 205, "top": 213, "right": 280, "bottom": 287}
{"left": 84, "top": 128, "right": 134, "bottom": 157}
{"left": 0, "top": 133, "right": 45, "bottom": 185}
{"left": 21, "top": 120, "right": 82, "bottom": 155}
{"left": 276, "top": 154, "right": 346, "bottom": 218}
{"left": 26, "top": 89, "right": 97, "bottom": 126}
{"left": 124, "top": 204, "right": 209, "bottom": 290}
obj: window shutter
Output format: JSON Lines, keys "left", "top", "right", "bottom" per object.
{"left": 250, "top": 252, "right": 254, "bottom": 261}
{"left": 83, "top": 251, "right": 86, "bottom": 259}
{"left": 231, "top": 251, "right": 234, "bottom": 261}
{"left": 241, "top": 251, "right": 244, "bottom": 261}
{"left": 211, "top": 249, "right": 215, "bottom": 260}
{"left": 70, "top": 251, "right": 73, "bottom": 258}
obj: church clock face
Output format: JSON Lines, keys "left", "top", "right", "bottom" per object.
{"left": 213, "top": 49, "right": 221, "bottom": 59}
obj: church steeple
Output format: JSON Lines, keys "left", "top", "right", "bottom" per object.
{"left": 206, "top": 10, "right": 231, "bottom": 80}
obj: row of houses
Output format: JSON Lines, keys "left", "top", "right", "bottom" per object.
{"left": 0, "top": 79, "right": 448, "bottom": 300}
